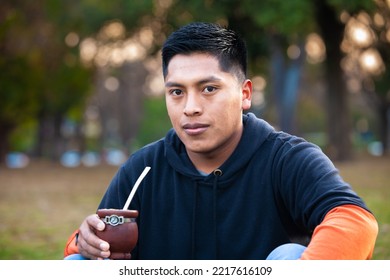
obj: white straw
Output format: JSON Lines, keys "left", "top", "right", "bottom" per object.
{"left": 123, "top": 166, "right": 151, "bottom": 210}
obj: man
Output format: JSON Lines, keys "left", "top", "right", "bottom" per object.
{"left": 64, "top": 22, "right": 378, "bottom": 260}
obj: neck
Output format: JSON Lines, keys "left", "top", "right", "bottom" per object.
{"left": 187, "top": 126, "right": 243, "bottom": 174}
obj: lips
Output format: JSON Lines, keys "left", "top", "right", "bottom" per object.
{"left": 182, "top": 123, "right": 209, "bottom": 136}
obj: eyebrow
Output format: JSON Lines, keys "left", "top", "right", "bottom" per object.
{"left": 165, "top": 76, "right": 223, "bottom": 88}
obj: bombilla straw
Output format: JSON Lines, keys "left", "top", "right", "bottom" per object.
{"left": 123, "top": 166, "right": 151, "bottom": 210}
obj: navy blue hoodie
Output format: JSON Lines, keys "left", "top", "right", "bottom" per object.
{"left": 98, "top": 113, "right": 368, "bottom": 259}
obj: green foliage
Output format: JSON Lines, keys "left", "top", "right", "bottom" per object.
{"left": 166, "top": 0, "right": 227, "bottom": 26}
{"left": 8, "top": 120, "right": 37, "bottom": 152}
{"left": 297, "top": 95, "right": 326, "bottom": 133}
{"left": 43, "top": 62, "right": 93, "bottom": 117}
{"left": 0, "top": 56, "right": 40, "bottom": 125}
{"left": 241, "top": 0, "right": 316, "bottom": 35}
{"left": 0, "top": 9, "right": 41, "bottom": 126}
{"left": 168, "top": 0, "right": 315, "bottom": 35}
{"left": 327, "top": 0, "right": 376, "bottom": 14}
{"left": 1, "top": 0, "right": 388, "bottom": 159}
{"left": 133, "top": 96, "right": 172, "bottom": 151}
{"left": 0, "top": 0, "right": 156, "bottom": 158}
{"left": 46, "top": 0, "right": 154, "bottom": 36}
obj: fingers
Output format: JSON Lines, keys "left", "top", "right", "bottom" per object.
{"left": 77, "top": 214, "right": 111, "bottom": 260}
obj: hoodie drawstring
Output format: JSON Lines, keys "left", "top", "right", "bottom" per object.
{"left": 212, "top": 169, "right": 222, "bottom": 259}
{"left": 192, "top": 181, "right": 198, "bottom": 259}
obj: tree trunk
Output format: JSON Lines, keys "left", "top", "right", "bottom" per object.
{"left": 378, "top": 104, "right": 390, "bottom": 155}
{"left": 117, "top": 61, "right": 147, "bottom": 149}
{"left": 315, "top": 0, "right": 353, "bottom": 161}
{"left": 0, "top": 122, "right": 14, "bottom": 165}
{"left": 269, "top": 34, "right": 306, "bottom": 133}
{"left": 93, "top": 61, "right": 147, "bottom": 152}
{"left": 361, "top": 82, "right": 389, "bottom": 156}
{"left": 32, "top": 113, "right": 65, "bottom": 161}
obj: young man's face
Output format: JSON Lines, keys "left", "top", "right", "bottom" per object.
{"left": 164, "top": 53, "right": 252, "bottom": 163}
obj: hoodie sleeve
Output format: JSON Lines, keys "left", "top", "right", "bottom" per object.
{"left": 300, "top": 204, "right": 378, "bottom": 259}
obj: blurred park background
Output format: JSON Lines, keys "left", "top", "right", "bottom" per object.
{"left": 0, "top": 0, "right": 389, "bottom": 259}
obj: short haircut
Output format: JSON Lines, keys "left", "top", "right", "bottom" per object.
{"left": 162, "top": 22, "right": 247, "bottom": 81}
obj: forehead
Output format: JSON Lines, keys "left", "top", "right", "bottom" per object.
{"left": 168, "top": 53, "right": 219, "bottom": 70}
{"left": 165, "top": 53, "right": 232, "bottom": 82}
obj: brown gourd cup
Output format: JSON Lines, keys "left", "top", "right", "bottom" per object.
{"left": 96, "top": 209, "right": 139, "bottom": 260}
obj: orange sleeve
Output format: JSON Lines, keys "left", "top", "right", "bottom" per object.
{"left": 300, "top": 204, "right": 378, "bottom": 260}
{"left": 63, "top": 230, "right": 80, "bottom": 257}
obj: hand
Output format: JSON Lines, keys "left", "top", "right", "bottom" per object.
{"left": 77, "top": 214, "right": 111, "bottom": 260}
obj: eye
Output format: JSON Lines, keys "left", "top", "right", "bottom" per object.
{"left": 170, "top": 89, "right": 183, "bottom": 96}
{"left": 203, "top": 86, "right": 216, "bottom": 94}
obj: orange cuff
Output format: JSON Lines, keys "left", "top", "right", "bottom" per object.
{"left": 63, "top": 229, "right": 80, "bottom": 257}
{"left": 300, "top": 204, "right": 378, "bottom": 260}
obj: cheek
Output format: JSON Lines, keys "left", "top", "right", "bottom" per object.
{"left": 218, "top": 98, "right": 244, "bottom": 125}
{"left": 166, "top": 103, "right": 180, "bottom": 125}
{"left": 223, "top": 97, "right": 243, "bottom": 112}
{"left": 165, "top": 99, "right": 174, "bottom": 115}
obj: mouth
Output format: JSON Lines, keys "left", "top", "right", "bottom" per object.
{"left": 182, "top": 123, "right": 209, "bottom": 136}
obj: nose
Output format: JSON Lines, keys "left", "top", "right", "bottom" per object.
{"left": 183, "top": 93, "right": 202, "bottom": 116}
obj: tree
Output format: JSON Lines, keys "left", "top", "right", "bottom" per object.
{"left": 0, "top": 1, "right": 92, "bottom": 161}
{"left": 163, "top": 0, "right": 314, "bottom": 134}
{"left": 1, "top": 1, "right": 47, "bottom": 160}
{"left": 163, "top": 0, "right": 378, "bottom": 160}
{"left": 350, "top": 0, "right": 390, "bottom": 155}
{"left": 0, "top": 0, "right": 155, "bottom": 162}
{"left": 314, "top": 0, "right": 353, "bottom": 160}
{"left": 1, "top": 0, "right": 384, "bottom": 163}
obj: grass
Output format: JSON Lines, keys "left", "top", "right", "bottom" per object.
{"left": 0, "top": 161, "right": 118, "bottom": 260}
{"left": 336, "top": 154, "right": 390, "bottom": 259}
{"left": 0, "top": 154, "right": 389, "bottom": 260}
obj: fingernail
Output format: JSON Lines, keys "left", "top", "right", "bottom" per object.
{"left": 100, "top": 242, "right": 109, "bottom": 251}
{"left": 97, "top": 222, "right": 104, "bottom": 231}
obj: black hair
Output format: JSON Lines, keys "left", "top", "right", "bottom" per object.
{"left": 162, "top": 22, "right": 247, "bottom": 81}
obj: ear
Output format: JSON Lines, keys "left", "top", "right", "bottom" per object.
{"left": 241, "top": 79, "right": 252, "bottom": 110}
